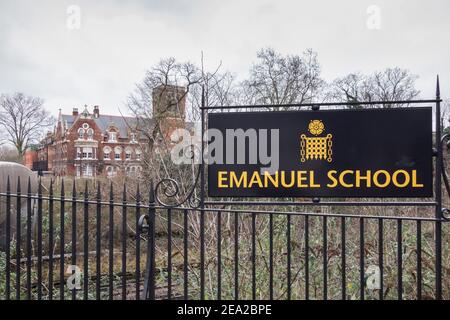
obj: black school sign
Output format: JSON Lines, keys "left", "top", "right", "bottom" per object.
{"left": 207, "top": 108, "right": 433, "bottom": 198}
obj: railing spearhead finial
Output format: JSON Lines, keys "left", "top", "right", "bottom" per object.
{"left": 436, "top": 75, "right": 440, "bottom": 97}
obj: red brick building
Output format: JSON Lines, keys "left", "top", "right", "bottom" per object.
{"left": 27, "top": 85, "right": 188, "bottom": 178}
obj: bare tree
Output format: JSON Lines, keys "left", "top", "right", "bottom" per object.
{"left": 330, "top": 67, "right": 420, "bottom": 108}
{"left": 240, "top": 48, "right": 324, "bottom": 108}
{"left": 0, "top": 92, "right": 54, "bottom": 156}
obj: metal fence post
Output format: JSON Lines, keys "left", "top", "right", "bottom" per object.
{"left": 435, "top": 75, "right": 442, "bottom": 299}
{"left": 141, "top": 180, "right": 156, "bottom": 300}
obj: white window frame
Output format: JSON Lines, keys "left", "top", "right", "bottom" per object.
{"left": 87, "top": 128, "right": 94, "bottom": 140}
{"left": 108, "top": 132, "right": 117, "bottom": 142}
{"left": 130, "top": 133, "right": 137, "bottom": 143}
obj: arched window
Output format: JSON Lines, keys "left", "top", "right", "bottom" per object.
{"left": 103, "top": 146, "right": 111, "bottom": 160}
{"left": 125, "top": 147, "right": 132, "bottom": 160}
{"left": 109, "top": 131, "right": 117, "bottom": 142}
{"left": 87, "top": 128, "right": 94, "bottom": 140}
{"left": 114, "top": 146, "right": 122, "bottom": 160}
{"left": 78, "top": 128, "right": 84, "bottom": 139}
{"left": 135, "top": 148, "right": 142, "bottom": 160}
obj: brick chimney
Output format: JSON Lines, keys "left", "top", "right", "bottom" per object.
{"left": 93, "top": 105, "right": 99, "bottom": 118}
{"left": 72, "top": 108, "right": 79, "bottom": 116}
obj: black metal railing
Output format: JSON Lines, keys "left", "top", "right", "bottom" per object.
{"left": 1, "top": 80, "right": 449, "bottom": 300}
{"left": 0, "top": 176, "right": 448, "bottom": 300}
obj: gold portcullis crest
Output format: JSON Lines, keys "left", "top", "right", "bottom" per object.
{"left": 301, "top": 120, "right": 332, "bottom": 162}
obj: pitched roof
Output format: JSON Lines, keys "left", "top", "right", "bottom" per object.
{"left": 61, "top": 113, "right": 155, "bottom": 139}
{"left": 93, "top": 115, "right": 140, "bottom": 138}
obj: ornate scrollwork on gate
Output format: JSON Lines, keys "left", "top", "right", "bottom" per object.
{"left": 441, "top": 134, "right": 450, "bottom": 221}
{"left": 154, "top": 143, "right": 202, "bottom": 209}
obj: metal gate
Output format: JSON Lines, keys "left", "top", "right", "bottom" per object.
{"left": 139, "top": 77, "right": 449, "bottom": 300}
{"left": 0, "top": 80, "right": 448, "bottom": 300}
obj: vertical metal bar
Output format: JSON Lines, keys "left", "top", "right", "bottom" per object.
{"left": 121, "top": 184, "right": 127, "bottom": 300}
{"left": 108, "top": 182, "right": 114, "bottom": 300}
{"left": 217, "top": 210, "right": 222, "bottom": 300}
{"left": 83, "top": 181, "right": 89, "bottom": 300}
{"left": 305, "top": 215, "right": 309, "bottom": 300}
{"left": 200, "top": 86, "right": 206, "bottom": 300}
{"left": 183, "top": 209, "right": 189, "bottom": 300}
{"left": 59, "top": 179, "right": 65, "bottom": 300}
{"left": 200, "top": 215, "right": 205, "bottom": 299}
{"left": 95, "top": 183, "right": 101, "bottom": 300}
{"left": 135, "top": 185, "right": 141, "bottom": 300}
{"left": 37, "top": 178, "right": 43, "bottom": 299}
{"left": 251, "top": 212, "right": 256, "bottom": 300}
{"left": 15, "top": 177, "right": 21, "bottom": 301}
{"left": 397, "top": 219, "right": 403, "bottom": 300}
{"left": 287, "top": 214, "right": 291, "bottom": 300}
{"left": 434, "top": 76, "right": 442, "bottom": 299}
{"left": 108, "top": 183, "right": 114, "bottom": 300}
{"left": 269, "top": 214, "right": 273, "bottom": 300}
{"left": 234, "top": 211, "right": 239, "bottom": 300}
{"left": 71, "top": 182, "right": 77, "bottom": 300}
{"left": 148, "top": 181, "right": 156, "bottom": 300}
{"left": 416, "top": 220, "right": 422, "bottom": 300}
{"left": 48, "top": 179, "right": 54, "bottom": 300}
{"left": 378, "top": 218, "right": 384, "bottom": 301}
{"left": 5, "top": 176, "right": 11, "bottom": 300}
{"left": 359, "top": 217, "right": 364, "bottom": 301}
{"left": 341, "top": 216, "right": 346, "bottom": 300}
{"left": 26, "top": 178, "right": 32, "bottom": 300}
{"left": 323, "top": 216, "right": 328, "bottom": 300}
{"left": 167, "top": 208, "right": 172, "bottom": 300}
{"left": 144, "top": 181, "right": 156, "bottom": 300}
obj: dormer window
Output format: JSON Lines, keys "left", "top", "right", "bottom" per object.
{"left": 109, "top": 132, "right": 117, "bottom": 142}
{"left": 130, "top": 133, "right": 137, "bottom": 143}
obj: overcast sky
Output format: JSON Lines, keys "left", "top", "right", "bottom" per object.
{"left": 0, "top": 0, "right": 449, "bottom": 117}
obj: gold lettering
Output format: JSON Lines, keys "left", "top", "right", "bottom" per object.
{"left": 373, "top": 170, "right": 390, "bottom": 188}
{"left": 412, "top": 170, "right": 424, "bottom": 187}
{"left": 327, "top": 170, "right": 338, "bottom": 188}
{"left": 281, "top": 171, "right": 295, "bottom": 188}
{"left": 392, "top": 170, "right": 410, "bottom": 187}
{"left": 309, "top": 171, "right": 320, "bottom": 188}
{"left": 264, "top": 171, "right": 279, "bottom": 187}
{"left": 230, "top": 171, "right": 247, "bottom": 188}
{"left": 355, "top": 170, "right": 371, "bottom": 187}
{"left": 339, "top": 170, "right": 354, "bottom": 188}
{"left": 248, "top": 171, "right": 263, "bottom": 188}
{"left": 218, "top": 171, "right": 228, "bottom": 188}
{"left": 297, "top": 171, "right": 308, "bottom": 188}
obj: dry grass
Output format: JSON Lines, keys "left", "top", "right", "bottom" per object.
{"left": 1, "top": 178, "right": 449, "bottom": 300}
